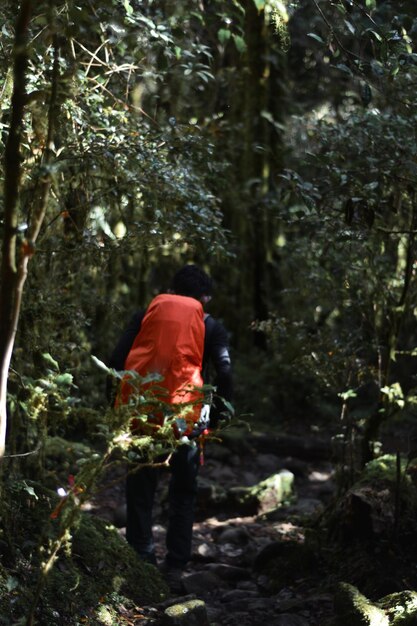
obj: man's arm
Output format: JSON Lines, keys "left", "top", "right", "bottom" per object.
{"left": 203, "top": 318, "right": 233, "bottom": 424}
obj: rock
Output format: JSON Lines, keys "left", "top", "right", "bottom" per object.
{"left": 195, "top": 542, "right": 219, "bottom": 561}
{"left": 253, "top": 541, "right": 318, "bottom": 591}
{"left": 196, "top": 477, "right": 227, "bottom": 512}
{"left": 181, "top": 571, "right": 221, "bottom": 595}
{"left": 328, "top": 455, "right": 417, "bottom": 545}
{"left": 207, "top": 462, "right": 237, "bottom": 482}
{"left": 163, "top": 599, "right": 209, "bottom": 625}
{"left": 377, "top": 590, "right": 417, "bottom": 625}
{"left": 216, "top": 526, "right": 251, "bottom": 545}
{"left": 262, "top": 497, "right": 323, "bottom": 521}
{"left": 280, "top": 457, "right": 310, "bottom": 478}
{"left": 334, "top": 582, "right": 389, "bottom": 626}
{"left": 204, "top": 563, "right": 250, "bottom": 581}
{"left": 228, "top": 470, "right": 295, "bottom": 515}
{"left": 256, "top": 453, "right": 282, "bottom": 475}
{"left": 220, "top": 589, "right": 259, "bottom": 602}
{"left": 236, "top": 580, "right": 259, "bottom": 591}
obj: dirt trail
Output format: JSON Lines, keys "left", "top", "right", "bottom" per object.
{"left": 93, "top": 430, "right": 336, "bottom": 625}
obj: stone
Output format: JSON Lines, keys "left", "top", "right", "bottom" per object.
{"left": 163, "top": 599, "right": 210, "bottom": 625}
{"left": 181, "top": 571, "right": 221, "bottom": 595}
{"left": 216, "top": 526, "right": 251, "bottom": 545}
{"left": 195, "top": 542, "right": 219, "bottom": 561}
{"left": 256, "top": 453, "right": 282, "bottom": 475}
{"left": 228, "top": 470, "right": 295, "bottom": 515}
{"left": 263, "top": 498, "right": 323, "bottom": 521}
{"left": 204, "top": 563, "right": 250, "bottom": 581}
{"left": 220, "top": 589, "right": 259, "bottom": 602}
{"left": 377, "top": 590, "right": 417, "bottom": 625}
{"left": 334, "top": 582, "right": 389, "bottom": 626}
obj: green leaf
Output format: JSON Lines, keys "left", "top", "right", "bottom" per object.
{"left": 344, "top": 20, "right": 355, "bottom": 35}
{"left": 218, "top": 28, "right": 231, "bottom": 45}
{"left": 253, "top": 0, "right": 266, "bottom": 10}
{"left": 307, "top": 33, "right": 325, "bottom": 44}
{"left": 335, "top": 63, "right": 352, "bottom": 75}
{"left": 123, "top": 0, "right": 134, "bottom": 16}
{"left": 366, "top": 29, "right": 382, "bottom": 42}
{"left": 21, "top": 481, "right": 38, "bottom": 500}
{"left": 233, "top": 35, "right": 247, "bottom": 54}
{"left": 6, "top": 577, "right": 18, "bottom": 592}
{"left": 55, "top": 373, "right": 74, "bottom": 387}
{"left": 42, "top": 353, "right": 59, "bottom": 371}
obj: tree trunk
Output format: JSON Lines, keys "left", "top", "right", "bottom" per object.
{"left": 0, "top": 4, "right": 60, "bottom": 459}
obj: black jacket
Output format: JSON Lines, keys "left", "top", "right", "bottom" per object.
{"left": 108, "top": 310, "right": 233, "bottom": 418}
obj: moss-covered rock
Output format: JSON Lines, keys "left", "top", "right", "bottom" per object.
{"left": 378, "top": 590, "right": 417, "bottom": 625}
{"left": 327, "top": 454, "right": 417, "bottom": 549}
{"left": 360, "top": 455, "right": 409, "bottom": 486}
{"left": 228, "top": 470, "right": 295, "bottom": 515}
{"left": 163, "top": 599, "right": 209, "bottom": 625}
{"left": 43, "top": 513, "right": 168, "bottom": 621}
{"left": 0, "top": 478, "right": 168, "bottom": 625}
{"left": 334, "top": 583, "right": 389, "bottom": 626}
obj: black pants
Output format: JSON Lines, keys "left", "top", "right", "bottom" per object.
{"left": 125, "top": 444, "right": 200, "bottom": 568}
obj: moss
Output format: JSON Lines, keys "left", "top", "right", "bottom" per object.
{"left": 359, "top": 455, "right": 409, "bottom": 486}
{"left": 334, "top": 582, "right": 389, "bottom": 626}
{"left": 229, "top": 470, "right": 295, "bottom": 515}
{"left": 378, "top": 590, "right": 417, "bottom": 625}
{"left": 0, "top": 510, "right": 168, "bottom": 626}
{"left": 164, "top": 599, "right": 209, "bottom": 625}
{"left": 44, "top": 513, "right": 168, "bottom": 619}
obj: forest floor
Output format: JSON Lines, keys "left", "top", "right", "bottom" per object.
{"left": 90, "top": 420, "right": 340, "bottom": 626}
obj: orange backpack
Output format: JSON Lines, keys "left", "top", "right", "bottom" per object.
{"left": 119, "top": 294, "right": 205, "bottom": 429}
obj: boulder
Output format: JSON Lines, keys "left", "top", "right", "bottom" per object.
{"left": 181, "top": 571, "right": 220, "bottom": 595}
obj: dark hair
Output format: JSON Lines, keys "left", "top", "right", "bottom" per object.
{"left": 171, "top": 265, "right": 213, "bottom": 299}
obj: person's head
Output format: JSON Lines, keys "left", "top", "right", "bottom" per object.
{"left": 171, "top": 265, "right": 213, "bottom": 303}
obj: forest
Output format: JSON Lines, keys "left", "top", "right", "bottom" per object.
{"left": 1, "top": 0, "right": 417, "bottom": 624}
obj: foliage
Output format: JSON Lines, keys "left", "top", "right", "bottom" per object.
{"left": 1, "top": 0, "right": 417, "bottom": 621}
{"left": 249, "top": 0, "right": 417, "bottom": 466}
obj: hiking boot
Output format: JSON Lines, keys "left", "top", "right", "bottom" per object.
{"left": 158, "top": 561, "right": 185, "bottom": 595}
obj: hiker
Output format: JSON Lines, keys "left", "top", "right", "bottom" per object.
{"left": 108, "top": 265, "right": 233, "bottom": 581}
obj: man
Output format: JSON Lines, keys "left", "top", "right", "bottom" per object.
{"left": 108, "top": 265, "right": 232, "bottom": 587}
